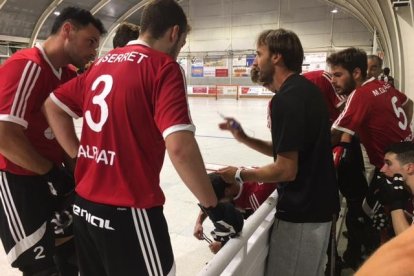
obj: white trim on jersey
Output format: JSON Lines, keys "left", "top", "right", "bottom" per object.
{"left": 332, "top": 88, "right": 357, "bottom": 131}
{"left": 162, "top": 124, "right": 195, "bottom": 139}
{"left": 50, "top": 93, "right": 80, "bottom": 119}
{"left": 9, "top": 60, "right": 41, "bottom": 123}
{"left": 35, "top": 44, "right": 62, "bottom": 79}
{"left": 127, "top": 39, "right": 151, "bottom": 48}
{"left": 131, "top": 208, "right": 163, "bottom": 276}
{"left": 331, "top": 125, "right": 355, "bottom": 136}
{"left": 0, "top": 115, "right": 28, "bottom": 128}
{"left": 249, "top": 194, "right": 260, "bottom": 210}
{"left": 362, "top": 77, "right": 376, "bottom": 86}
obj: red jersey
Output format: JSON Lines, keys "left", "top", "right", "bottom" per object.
{"left": 51, "top": 40, "right": 194, "bottom": 208}
{"left": 303, "top": 70, "right": 346, "bottom": 122}
{"left": 0, "top": 45, "right": 76, "bottom": 175}
{"left": 333, "top": 78, "right": 413, "bottom": 168}
{"left": 233, "top": 181, "right": 278, "bottom": 212}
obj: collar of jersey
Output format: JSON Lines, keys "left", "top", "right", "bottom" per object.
{"left": 126, "top": 39, "right": 150, "bottom": 48}
{"left": 362, "top": 77, "right": 376, "bottom": 86}
{"left": 35, "top": 43, "right": 62, "bottom": 80}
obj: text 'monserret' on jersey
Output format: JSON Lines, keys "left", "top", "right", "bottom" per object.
{"left": 0, "top": 45, "right": 76, "bottom": 175}
{"left": 51, "top": 40, "right": 195, "bottom": 208}
{"left": 333, "top": 78, "right": 413, "bottom": 168}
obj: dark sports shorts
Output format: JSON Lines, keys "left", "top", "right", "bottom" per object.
{"left": 0, "top": 171, "right": 56, "bottom": 271}
{"left": 73, "top": 194, "right": 175, "bottom": 276}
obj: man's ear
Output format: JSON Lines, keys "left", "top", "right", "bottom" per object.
{"left": 169, "top": 25, "right": 180, "bottom": 43}
{"left": 61, "top": 22, "right": 73, "bottom": 39}
{"left": 406, "top": 163, "right": 414, "bottom": 175}
{"left": 352, "top": 67, "right": 362, "bottom": 81}
{"left": 271, "top": 53, "right": 282, "bottom": 65}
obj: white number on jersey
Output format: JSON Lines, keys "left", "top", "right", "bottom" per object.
{"left": 391, "top": 96, "right": 408, "bottom": 130}
{"left": 85, "top": 75, "right": 113, "bottom": 132}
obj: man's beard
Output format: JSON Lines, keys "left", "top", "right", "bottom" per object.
{"left": 342, "top": 77, "right": 357, "bottom": 95}
{"left": 258, "top": 61, "right": 274, "bottom": 85}
{"left": 168, "top": 40, "right": 181, "bottom": 60}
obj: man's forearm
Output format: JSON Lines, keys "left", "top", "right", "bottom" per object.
{"left": 241, "top": 151, "right": 298, "bottom": 183}
{"left": 166, "top": 131, "right": 217, "bottom": 208}
{"left": 239, "top": 135, "right": 273, "bottom": 157}
{"left": 391, "top": 209, "right": 410, "bottom": 235}
{"left": 0, "top": 121, "right": 52, "bottom": 174}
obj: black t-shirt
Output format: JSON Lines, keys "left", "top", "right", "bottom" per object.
{"left": 271, "top": 74, "right": 339, "bottom": 222}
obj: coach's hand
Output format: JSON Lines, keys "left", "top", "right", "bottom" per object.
{"left": 218, "top": 117, "right": 247, "bottom": 142}
{"left": 43, "top": 165, "right": 75, "bottom": 196}
{"left": 199, "top": 202, "right": 244, "bottom": 242}
{"left": 332, "top": 142, "right": 351, "bottom": 168}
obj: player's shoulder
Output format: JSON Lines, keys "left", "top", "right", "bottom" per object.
{"left": 2, "top": 47, "right": 43, "bottom": 67}
{"left": 302, "top": 70, "right": 324, "bottom": 79}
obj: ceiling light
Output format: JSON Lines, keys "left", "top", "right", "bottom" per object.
{"left": 54, "top": 11, "right": 61, "bottom": 16}
{"left": 331, "top": 8, "right": 338, "bottom": 13}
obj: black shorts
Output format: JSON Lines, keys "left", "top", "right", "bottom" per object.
{"left": 0, "top": 171, "right": 56, "bottom": 271}
{"left": 73, "top": 194, "right": 175, "bottom": 276}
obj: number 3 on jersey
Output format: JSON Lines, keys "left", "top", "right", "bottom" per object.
{"left": 85, "top": 75, "right": 113, "bottom": 132}
{"left": 391, "top": 96, "right": 408, "bottom": 130}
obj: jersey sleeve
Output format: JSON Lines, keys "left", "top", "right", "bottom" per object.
{"left": 154, "top": 62, "right": 195, "bottom": 138}
{"left": 332, "top": 89, "right": 370, "bottom": 135}
{"left": 50, "top": 72, "right": 86, "bottom": 118}
{"left": 396, "top": 89, "right": 409, "bottom": 106}
{"left": 0, "top": 59, "right": 42, "bottom": 128}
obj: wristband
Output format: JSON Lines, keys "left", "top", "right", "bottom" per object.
{"left": 235, "top": 167, "right": 244, "bottom": 186}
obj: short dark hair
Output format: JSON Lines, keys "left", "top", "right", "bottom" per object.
{"left": 383, "top": 67, "right": 391, "bottom": 75}
{"left": 367, "top": 54, "right": 383, "bottom": 68}
{"left": 51, "top": 6, "right": 106, "bottom": 35}
{"left": 140, "top": 0, "right": 188, "bottom": 39}
{"left": 327, "top": 47, "right": 367, "bottom": 79}
{"left": 385, "top": 142, "right": 414, "bottom": 165}
{"left": 113, "top": 22, "right": 140, "bottom": 48}
{"left": 257, "top": 29, "right": 304, "bottom": 73}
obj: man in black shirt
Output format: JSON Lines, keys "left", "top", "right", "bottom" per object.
{"left": 218, "top": 29, "right": 339, "bottom": 275}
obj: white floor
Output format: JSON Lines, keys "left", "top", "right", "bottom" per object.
{"left": 0, "top": 97, "right": 274, "bottom": 275}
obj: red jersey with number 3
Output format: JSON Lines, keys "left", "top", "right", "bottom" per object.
{"left": 0, "top": 45, "right": 76, "bottom": 175}
{"left": 333, "top": 78, "right": 413, "bottom": 168}
{"left": 51, "top": 40, "right": 194, "bottom": 208}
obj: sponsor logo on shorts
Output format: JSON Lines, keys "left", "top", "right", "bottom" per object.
{"left": 73, "top": 204, "right": 115, "bottom": 230}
